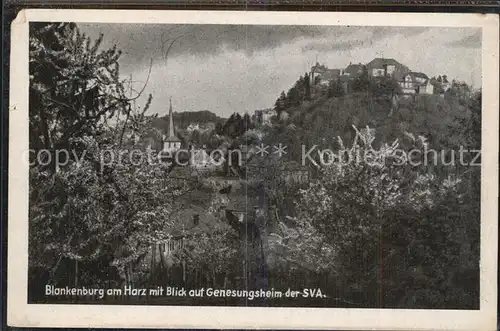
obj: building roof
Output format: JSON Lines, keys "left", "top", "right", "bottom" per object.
{"left": 165, "top": 134, "right": 181, "bottom": 142}
{"left": 404, "top": 72, "right": 430, "bottom": 85}
{"left": 344, "top": 63, "right": 364, "bottom": 76}
{"left": 366, "top": 58, "right": 402, "bottom": 68}
{"left": 409, "top": 72, "right": 429, "bottom": 80}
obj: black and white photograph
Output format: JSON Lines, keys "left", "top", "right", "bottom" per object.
{"left": 8, "top": 9, "right": 498, "bottom": 330}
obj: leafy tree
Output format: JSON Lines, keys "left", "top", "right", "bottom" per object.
{"left": 243, "top": 112, "right": 254, "bottom": 131}
{"left": 222, "top": 113, "right": 239, "bottom": 138}
{"left": 215, "top": 122, "right": 224, "bottom": 135}
{"left": 28, "top": 22, "right": 198, "bottom": 300}
{"left": 179, "top": 229, "right": 239, "bottom": 288}
{"left": 449, "top": 80, "right": 471, "bottom": 100}
{"left": 270, "top": 126, "right": 480, "bottom": 308}
{"left": 370, "top": 76, "right": 402, "bottom": 99}
{"left": 274, "top": 91, "right": 287, "bottom": 119}
{"left": 431, "top": 79, "right": 445, "bottom": 95}
{"left": 29, "top": 22, "right": 129, "bottom": 170}
{"left": 352, "top": 66, "right": 371, "bottom": 92}
{"left": 327, "top": 79, "right": 345, "bottom": 98}
{"left": 191, "top": 129, "right": 202, "bottom": 146}
{"left": 286, "top": 86, "right": 301, "bottom": 107}
{"left": 304, "top": 72, "right": 311, "bottom": 100}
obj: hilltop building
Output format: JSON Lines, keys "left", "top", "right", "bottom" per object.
{"left": 163, "top": 97, "right": 182, "bottom": 153}
{"left": 365, "top": 58, "right": 410, "bottom": 80}
{"left": 400, "top": 72, "right": 434, "bottom": 95}
{"left": 308, "top": 58, "right": 439, "bottom": 96}
{"left": 310, "top": 62, "right": 342, "bottom": 86}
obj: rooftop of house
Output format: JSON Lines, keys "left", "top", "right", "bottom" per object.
{"left": 409, "top": 71, "right": 429, "bottom": 80}
{"left": 344, "top": 63, "right": 364, "bottom": 75}
{"left": 165, "top": 134, "right": 181, "bottom": 142}
{"left": 404, "top": 71, "right": 430, "bottom": 85}
{"left": 366, "top": 58, "right": 403, "bottom": 68}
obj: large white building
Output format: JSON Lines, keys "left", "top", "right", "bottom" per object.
{"left": 400, "top": 72, "right": 434, "bottom": 95}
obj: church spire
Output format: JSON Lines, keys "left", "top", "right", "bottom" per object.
{"left": 168, "top": 97, "right": 175, "bottom": 138}
{"left": 163, "top": 96, "right": 181, "bottom": 153}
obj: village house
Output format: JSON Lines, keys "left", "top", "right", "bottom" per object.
{"left": 310, "top": 62, "right": 342, "bottom": 86}
{"left": 310, "top": 62, "right": 327, "bottom": 82}
{"left": 187, "top": 122, "right": 216, "bottom": 133}
{"left": 343, "top": 62, "right": 364, "bottom": 77}
{"left": 400, "top": 72, "right": 434, "bottom": 95}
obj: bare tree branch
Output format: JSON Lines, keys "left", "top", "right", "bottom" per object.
{"left": 161, "top": 33, "right": 189, "bottom": 67}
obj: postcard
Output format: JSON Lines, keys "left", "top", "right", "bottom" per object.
{"left": 7, "top": 9, "right": 499, "bottom": 330}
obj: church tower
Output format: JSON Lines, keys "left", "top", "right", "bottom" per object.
{"left": 163, "top": 97, "right": 182, "bottom": 153}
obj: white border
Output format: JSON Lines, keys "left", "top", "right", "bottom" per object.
{"left": 8, "top": 9, "right": 499, "bottom": 330}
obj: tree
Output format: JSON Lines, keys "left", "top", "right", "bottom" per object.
{"left": 328, "top": 79, "right": 345, "bottom": 98}
{"left": 180, "top": 229, "right": 239, "bottom": 289}
{"left": 222, "top": 113, "right": 241, "bottom": 138}
{"left": 243, "top": 112, "right": 254, "bottom": 131}
{"left": 352, "top": 66, "right": 370, "bottom": 92}
{"left": 370, "top": 76, "right": 402, "bottom": 99}
{"left": 29, "top": 22, "right": 133, "bottom": 169}
{"left": 270, "top": 126, "right": 480, "bottom": 308}
{"left": 28, "top": 23, "right": 197, "bottom": 300}
{"left": 274, "top": 91, "right": 287, "bottom": 119}
{"left": 215, "top": 122, "right": 223, "bottom": 135}
{"left": 304, "top": 72, "right": 311, "bottom": 100}
{"left": 286, "top": 86, "right": 301, "bottom": 107}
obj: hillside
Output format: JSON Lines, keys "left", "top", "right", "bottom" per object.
{"left": 262, "top": 82, "right": 480, "bottom": 169}
{"left": 151, "top": 110, "right": 226, "bottom": 132}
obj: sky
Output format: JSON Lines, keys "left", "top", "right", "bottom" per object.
{"left": 79, "top": 24, "right": 482, "bottom": 118}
